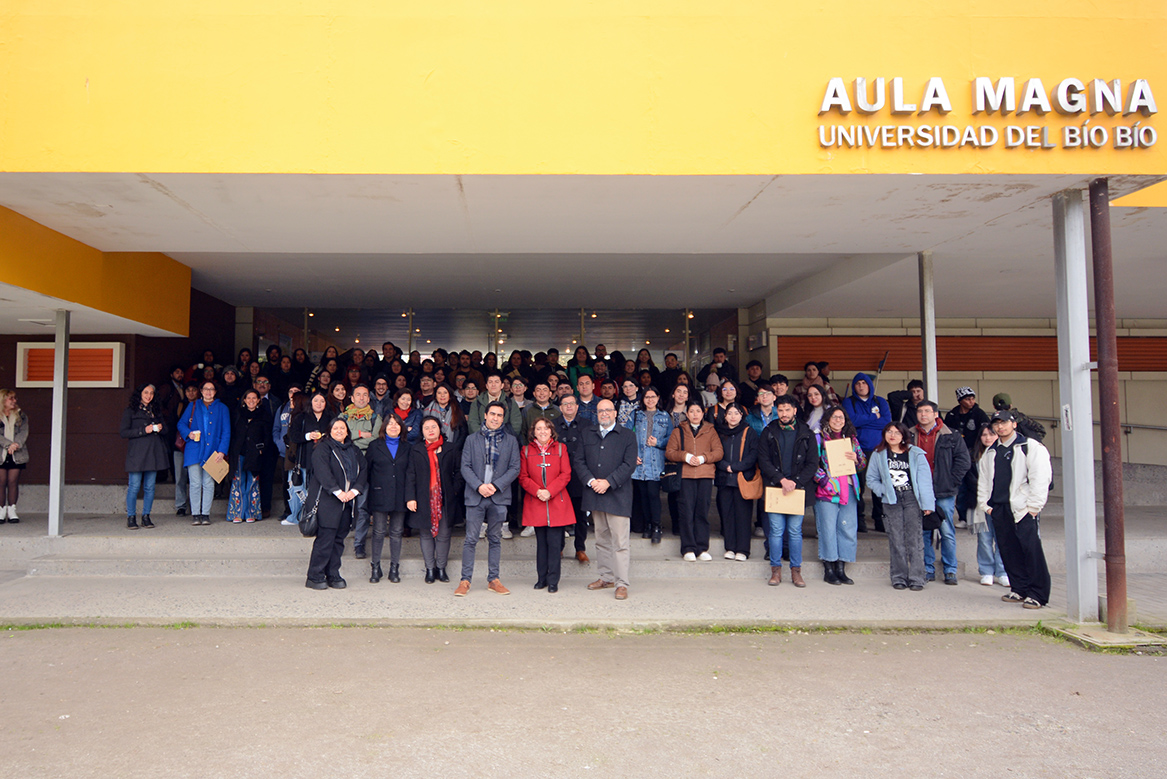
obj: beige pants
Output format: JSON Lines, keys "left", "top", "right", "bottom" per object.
{"left": 592, "top": 510, "right": 631, "bottom": 588}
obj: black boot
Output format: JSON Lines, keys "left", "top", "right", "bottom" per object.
{"left": 388, "top": 563, "right": 401, "bottom": 583}
{"left": 651, "top": 524, "right": 662, "bottom": 545}
{"left": 436, "top": 567, "right": 449, "bottom": 583}
{"left": 836, "top": 561, "right": 854, "bottom": 585}
{"left": 369, "top": 563, "right": 383, "bottom": 583}
{"left": 127, "top": 515, "right": 139, "bottom": 530}
{"left": 425, "top": 567, "right": 436, "bottom": 584}
{"left": 140, "top": 514, "right": 155, "bottom": 528}
{"left": 823, "top": 560, "right": 840, "bottom": 585}
{"left": 641, "top": 527, "right": 652, "bottom": 539}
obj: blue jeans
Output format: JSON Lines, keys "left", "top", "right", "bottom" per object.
{"left": 815, "top": 499, "right": 857, "bottom": 563}
{"left": 923, "top": 495, "right": 957, "bottom": 575}
{"left": 126, "top": 470, "right": 157, "bottom": 516}
{"left": 187, "top": 464, "right": 216, "bottom": 516}
{"left": 977, "top": 522, "right": 1007, "bottom": 577}
{"left": 287, "top": 467, "right": 308, "bottom": 524}
{"left": 766, "top": 512, "right": 803, "bottom": 568}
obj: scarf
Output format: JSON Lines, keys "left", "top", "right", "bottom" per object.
{"left": 394, "top": 406, "right": 411, "bottom": 421}
{"left": 481, "top": 423, "right": 505, "bottom": 469}
{"left": 778, "top": 419, "right": 796, "bottom": 431}
{"left": 426, "top": 436, "right": 445, "bottom": 537}
{"left": 345, "top": 403, "right": 375, "bottom": 421}
{"left": 1, "top": 411, "right": 18, "bottom": 442}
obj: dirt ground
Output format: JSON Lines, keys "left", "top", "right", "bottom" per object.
{"left": 2, "top": 627, "right": 1163, "bottom": 778}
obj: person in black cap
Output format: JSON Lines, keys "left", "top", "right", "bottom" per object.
{"left": 991, "top": 393, "right": 1046, "bottom": 442}
{"left": 946, "top": 386, "right": 990, "bottom": 523}
{"left": 976, "top": 409, "right": 1052, "bottom": 609}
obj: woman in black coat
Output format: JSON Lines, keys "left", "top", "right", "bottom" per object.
{"left": 119, "top": 383, "right": 170, "bottom": 529}
{"left": 291, "top": 392, "right": 333, "bottom": 476}
{"left": 405, "top": 416, "right": 460, "bottom": 584}
{"left": 305, "top": 418, "right": 368, "bottom": 590}
{"left": 364, "top": 414, "right": 412, "bottom": 584}
{"left": 714, "top": 403, "right": 759, "bottom": 561}
{"left": 227, "top": 389, "right": 271, "bottom": 523}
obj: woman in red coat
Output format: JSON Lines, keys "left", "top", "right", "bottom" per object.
{"left": 520, "top": 417, "right": 575, "bottom": 593}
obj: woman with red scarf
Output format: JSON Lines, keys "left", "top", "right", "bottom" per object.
{"left": 405, "top": 416, "right": 459, "bottom": 583}
{"left": 519, "top": 418, "right": 575, "bottom": 593}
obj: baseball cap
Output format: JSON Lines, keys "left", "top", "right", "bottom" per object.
{"left": 990, "top": 409, "right": 1016, "bottom": 424}
{"left": 992, "top": 393, "right": 1011, "bottom": 410}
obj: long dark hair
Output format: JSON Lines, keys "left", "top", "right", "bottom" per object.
{"left": 129, "top": 383, "right": 160, "bottom": 414}
{"left": 429, "top": 383, "right": 466, "bottom": 430}
{"left": 875, "top": 421, "right": 913, "bottom": 453}
{"left": 971, "top": 422, "right": 996, "bottom": 461}
{"left": 820, "top": 405, "right": 857, "bottom": 439}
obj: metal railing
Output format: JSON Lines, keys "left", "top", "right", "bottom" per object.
{"left": 1028, "top": 416, "right": 1167, "bottom": 435}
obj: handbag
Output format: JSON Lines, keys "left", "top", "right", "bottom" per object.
{"left": 299, "top": 488, "right": 321, "bottom": 537}
{"left": 922, "top": 510, "right": 942, "bottom": 531}
{"left": 736, "top": 431, "right": 764, "bottom": 500}
{"left": 660, "top": 424, "right": 684, "bottom": 493}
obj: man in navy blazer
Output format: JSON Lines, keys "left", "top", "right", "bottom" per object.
{"left": 574, "top": 399, "right": 638, "bottom": 600}
{"left": 456, "top": 401, "right": 520, "bottom": 596}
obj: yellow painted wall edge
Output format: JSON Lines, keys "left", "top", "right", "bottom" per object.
{"left": 0, "top": 207, "right": 191, "bottom": 336}
{"left": 1, "top": 1, "right": 1164, "bottom": 176}
{"left": 1113, "top": 179, "right": 1167, "bottom": 207}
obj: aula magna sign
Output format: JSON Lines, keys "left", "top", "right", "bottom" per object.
{"left": 817, "top": 77, "right": 1157, "bottom": 150}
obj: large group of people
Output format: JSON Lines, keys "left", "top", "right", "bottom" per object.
{"left": 104, "top": 341, "right": 1054, "bottom": 608}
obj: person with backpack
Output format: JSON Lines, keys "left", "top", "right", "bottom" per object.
{"left": 991, "top": 393, "right": 1046, "bottom": 442}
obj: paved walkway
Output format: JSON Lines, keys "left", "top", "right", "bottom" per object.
{"left": 0, "top": 501, "right": 1163, "bottom": 629}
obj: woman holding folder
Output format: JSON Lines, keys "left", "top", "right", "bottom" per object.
{"left": 177, "top": 380, "right": 231, "bottom": 526}
{"left": 813, "top": 406, "right": 866, "bottom": 585}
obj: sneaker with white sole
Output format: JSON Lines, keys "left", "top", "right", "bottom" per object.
{"left": 724, "top": 551, "right": 736, "bottom": 560}
{"left": 501, "top": 525, "right": 513, "bottom": 539}
{"left": 682, "top": 552, "right": 697, "bottom": 562}
{"left": 995, "top": 575, "right": 1010, "bottom": 587}
{"left": 980, "top": 575, "right": 994, "bottom": 586}
{"left": 734, "top": 553, "right": 748, "bottom": 562}
{"left": 280, "top": 518, "right": 298, "bottom": 526}
{"left": 0, "top": 506, "right": 7, "bottom": 521}
{"left": 698, "top": 551, "right": 713, "bottom": 561}
{"left": 520, "top": 526, "right": 535, "bottom": 538}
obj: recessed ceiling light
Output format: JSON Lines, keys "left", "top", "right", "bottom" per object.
{"left": 335, "top": 327, "right": 340, "bottom": 332}
{"left": 308, "top": 312, "right": 314, "bottom": 317}
{"left": 664, "top": 328, "right": 670, "bottom": 333}
{"left": 645, "top": 340, "right": 651, "bottom": 345}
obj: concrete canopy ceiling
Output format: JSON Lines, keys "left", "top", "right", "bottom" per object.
{"left": 1, "top": 172, "right": 1165, "bottom": 320}
{"left": 0, "top": 283, "right": 179, "bottom": 338}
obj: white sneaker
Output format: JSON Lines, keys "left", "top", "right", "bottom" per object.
{"left": 980, "top": 575, "right": 994, "bottom": 586}
{"left": 501, "top": 525, "right": 513, "bottom": 539}
{"left": 280, "top": 518, "right": 298, "bottom": 526}
{"left": 954, "top": 519, "right": 968, "bottom": 529}
{"left": 734, "top": 553, "right": 748, "bottom": 562}
{"left": 724, "top": 551, "right": 736, "bottom": 560}
{"left": 683, "top": 552, "right": 697, "bottom": 562}
{"left": 0, "top": 506, "right": 7, "bottom": 520}
{"left": 6, "top": 506, "right": 16, "bottom": 520}
{"left": 698, "top": 551, "right": 713, "bottom": 561}
{"left": 995, "top": 575, "right": 1010, "bottom": 587}
{"left": 520, "top": 526, "right": 535, "bottom": 538}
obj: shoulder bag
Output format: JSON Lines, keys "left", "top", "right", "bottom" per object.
{"left": 299, "top": 487, "right": 322, "bottom": 537}
{"left": 660, "top": 424, "right": 684, "bottom": 494}
{"left": 736, "top": 431, "right": 764, "bottom": 500}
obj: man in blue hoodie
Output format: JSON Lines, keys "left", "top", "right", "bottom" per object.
{"left": 842, "top": 373, "right": 891, "bottom": 532}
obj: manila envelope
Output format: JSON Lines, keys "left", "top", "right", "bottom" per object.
{"left": 764, "top": 487, "right": 805, "bottom": 515}
{"left": 824, "top": 437, "right": 857, "bottom": 477}
{"left": 202, "top": 456, "right": 230, "bottom": 484}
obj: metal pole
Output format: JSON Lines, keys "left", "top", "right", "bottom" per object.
{"left": 494, "top": 309, "right": 502, "bottom": 356}
{"left": 683, "top": 309, "right": 692, "bottom": 374}
{"left": 47, "top": 309, "right": 70, "bottom": 537}
{"left": 1089, "top": 178, "right": 1128, "bottom": 633}
{"left": 918, "top": 251, "right": 939, "bottom": 402}
{"left": 407, "top": 308, "right": 414, "bottom": 355}
{"left": 580, "top": 308, "right": 586, "bottom": 347}
{"left": 302, "top": 307, "right": 309, "bottom": 353}
{"left": 1052, "top": 189, "right": 1099, "bottom": 623}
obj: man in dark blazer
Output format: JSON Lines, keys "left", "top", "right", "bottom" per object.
{"left": 456, "top": 401, "right": 520, "bottom": 596}
{"left": 554, "top": 394, "right": 594, "bottom": 563}
{"left": 573, "top": 399, "right": 638, "bottom": 600}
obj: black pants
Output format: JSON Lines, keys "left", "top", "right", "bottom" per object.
{"left": 717, "top": 486, "right": 753, "bottom": 556}
{"left": 856, "top": 451, "right": 884, "bottom": 531}
{"left": 370, "top": 510, "right": 407, "bottom": 566}
{"left": 307, "top": 511, "right": 353, "bottom": 584}
{"left": 259, "top": 451, "right": 277, "bottom": 513}
{"left": 563, "top": 490, "right": 589, "bottom": 553}
{"left": 667, "top": 490, "right": 681, "bottom": 535}
{"left": 678, "top": 478, "right": 713, "bottom": 555}
{"left": 633, "top": 480, "right": 662, "bottom": 533}
{"left": 990, "top": 503, "right": 1051, "bottom": 605}
{"left": 535, "top": 525, "right": 566, "bottom": 587}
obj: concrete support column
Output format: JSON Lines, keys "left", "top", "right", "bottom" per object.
{"left": 917, "top": 250, "right": 938, "bottom": 402}
{"left": 47, "top": 309, "right": 70, "bottom": 537}
{"left": 1052, "top": 189, "right": 1099, "bottom": 623}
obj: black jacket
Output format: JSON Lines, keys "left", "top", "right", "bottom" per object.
{"left": 944, "top": 404, "right": 990, "bottom": 451}
{"left": 364, "top": 437, "right": 411, "bottom": 513}
{"left": 909, "top": 423, "right": 972, "bottom": 499}
{"left": 405, "top": 439, "right": 461, "bottom": 532}
{"left": 573, "top": 424, "right": 638, "bottom": 517}
{"left": 290, "top": 411, "right": 333, "bottom": 471}
{"left": 308, "top": 438, "right": 368, "bottom": 530}
{"left": 120, "top": 405, "right": 170, "bottom": 473}
{"left": 232, "top": 404, "right": 272, "bottom": 474}
{"left": 756, "top": 420, "right": 819, "bottom": 495}
{"left": 554, "top": 414, "right": 595, "bottom": 497}
{"left": 715, "top": 423, "right": 758, "bottom": 488}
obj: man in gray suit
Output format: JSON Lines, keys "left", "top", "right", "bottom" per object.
{"left": 574, "top": 399, "right": 639, "bottom": 600}
{"left": 455, "top": 402, "right": 520, "bottom": 596}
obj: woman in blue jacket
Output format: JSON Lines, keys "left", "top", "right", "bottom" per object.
{"left": 177, "top": 380, "right": 232, "bottom": 525}
{"left": 866, "top": 422, "right": 935, "bottom": 591}
{"left": 842, "top": 372, "right": 891, "bottom": 533}
{"left": 626, "top": 386, "right": 672, "bottom": 543}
